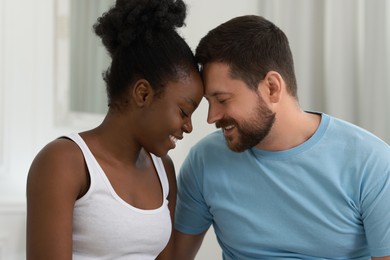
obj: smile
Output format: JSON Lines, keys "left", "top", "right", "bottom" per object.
{"left": 169, "top": 135, "right": 179, "bottom": 145}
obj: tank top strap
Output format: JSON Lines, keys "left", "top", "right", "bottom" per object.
{"left": 150, "top": 154, "right": 169, "bottom": 199}
{"left": 62, "top": 133, "right": 100, "bottom": 178}
{"left": 63, "top": 133, "right": 169, "bottom": 200}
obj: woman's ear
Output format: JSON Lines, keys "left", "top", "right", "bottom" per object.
{"left": 132, "top": 79, "right": 154, "bottom": 107}
{"left": 260, "top": 71, "right": 283, "bottom": 103}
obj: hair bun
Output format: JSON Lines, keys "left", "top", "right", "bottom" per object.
{"left": 94, "top": 0, "right": 187, "bottom": 56}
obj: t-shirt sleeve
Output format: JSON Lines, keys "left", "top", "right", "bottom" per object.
{"left": 361, "top": 170, "right": 390, "bottom": 256}
{"left": 174, "top": 150, "right": 212, "bottom": 235}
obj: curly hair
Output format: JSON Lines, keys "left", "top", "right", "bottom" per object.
{"left": 93, "top": 0, "right": 197, "bottom": 106}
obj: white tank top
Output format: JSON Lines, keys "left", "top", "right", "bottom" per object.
{"left": 66, "top": 133, "right": 172, "bottom": 260}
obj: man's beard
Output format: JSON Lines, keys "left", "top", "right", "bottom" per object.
{"left": 216, "top": 99, "right": 275, "bottom": 152}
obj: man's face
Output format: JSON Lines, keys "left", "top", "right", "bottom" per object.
{"left": 204, "top": 62, "right": 275, "bottom": 152}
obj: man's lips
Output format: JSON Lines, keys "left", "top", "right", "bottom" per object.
{"left": 223, "top": 125, "right": 235, "bottom": 131}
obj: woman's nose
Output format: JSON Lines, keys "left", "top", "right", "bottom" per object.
{"left": 182, "top": 119, "right": 193, "bottom": 133}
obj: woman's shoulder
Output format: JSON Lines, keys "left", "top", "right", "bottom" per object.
{"left": 30, "top": 137, "right": 84, "bottom": 171}
{"left": 27, "top": 136, "right": 88, "bottom": 198}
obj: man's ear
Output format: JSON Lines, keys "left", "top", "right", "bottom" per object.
{"left": 260, "top": 71, "right": 283, "bottom": 103}
{"left": 132, "top": 79, "right": 154, "bottom": 107}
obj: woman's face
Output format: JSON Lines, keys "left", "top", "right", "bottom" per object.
{"left": 139, "top": 70, "right": 204, "bottom": 157}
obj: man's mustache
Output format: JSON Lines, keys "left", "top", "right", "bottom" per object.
{"left": 215, "top": 118, "right": 237, "bottom": 129}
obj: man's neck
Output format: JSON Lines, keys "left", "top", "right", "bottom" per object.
{"left": 255, "top": 109, "right": 321, "bottom": 151}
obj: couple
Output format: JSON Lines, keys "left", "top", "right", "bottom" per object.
{"left": 26, "top": 0, "right": 390, "bottom": 259}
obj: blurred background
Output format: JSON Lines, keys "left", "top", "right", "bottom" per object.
{"left": 0, "top": 0, "right": 389, "bottom": 259}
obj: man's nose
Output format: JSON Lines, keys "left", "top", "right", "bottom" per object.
{"left": 207, "top": 103, "right": 222, "bottom": 124}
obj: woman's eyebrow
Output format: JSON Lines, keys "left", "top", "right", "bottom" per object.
{"left": 184, "top": 97, "right": 199, "bottom": 109}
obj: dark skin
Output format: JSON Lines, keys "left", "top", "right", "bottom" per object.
{"left": 26, "top": 138, "right": 177, "bottom": 259}
{"left": 26, "top": 71, "right": 203, "bottom": 259}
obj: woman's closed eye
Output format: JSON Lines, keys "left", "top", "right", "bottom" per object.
{"left": 180, "top": 108, "right": 189, "bottom": 118}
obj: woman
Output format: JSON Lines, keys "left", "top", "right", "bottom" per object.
{"left": 26, "top": 0, "right": 203, "bottom": 259}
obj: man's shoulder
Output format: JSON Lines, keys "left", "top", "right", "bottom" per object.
{"left": 193, "top": 130, "right": 225, "bottom": 149}
{"left": 329, "top": 115, "right": 389, "bottom": 148}
{"left": 187, "top": 130, "right": 230, "bottom": 158}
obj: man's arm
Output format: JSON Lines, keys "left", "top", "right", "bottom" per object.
{"left": 372, "top": 257, "right": 390, "bottom": 260}
{"left": 173, "top": 229, "right": 208, "bottom": 260}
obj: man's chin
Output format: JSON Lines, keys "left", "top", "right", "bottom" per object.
{"left": 226, "top": 139, "right": 247, "bottom": 153}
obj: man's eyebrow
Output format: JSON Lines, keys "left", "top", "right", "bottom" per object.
{"left": 204, "top": 91, "right": 231, "bottom": 99}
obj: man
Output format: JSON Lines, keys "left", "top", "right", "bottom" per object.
{"left": 174, "top": 15, "right": 390, "bottom": 259}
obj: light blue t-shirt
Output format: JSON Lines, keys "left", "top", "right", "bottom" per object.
{"left": 175, "top": 113, "right": 390, "bottom": 259}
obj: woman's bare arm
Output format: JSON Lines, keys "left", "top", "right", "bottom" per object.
{"left": 26, "top": 139, "right": 88, "bottom": 260}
